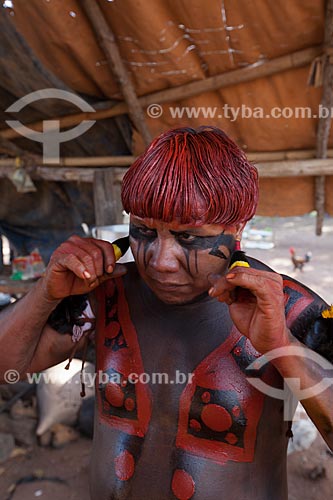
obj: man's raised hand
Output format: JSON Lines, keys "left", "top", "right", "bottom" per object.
{"left": 41, "top": 235, "right": 127, "bottom": 300}
{"left": 209, "top": 267, "right": 291, "bottom": 355}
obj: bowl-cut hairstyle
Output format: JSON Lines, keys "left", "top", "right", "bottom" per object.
{"left": 121, "top": 126, "right": 258, "bottom": 226}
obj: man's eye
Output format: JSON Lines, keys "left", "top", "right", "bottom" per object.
{"left": 177, "top": 233, "right": 197, "bottom": 243}
{"left": 129, "top": 223, "right": 156, "bottom": 240}
{"left": 138, "top": 227, "right": 156, "bottom": 238}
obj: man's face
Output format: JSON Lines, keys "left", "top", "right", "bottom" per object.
{"left": 129, "top": 215, "right": 243, "bottom": 304}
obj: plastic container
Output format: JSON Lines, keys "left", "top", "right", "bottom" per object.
{"left": 11, "top": 249, "right": 46, "bottom": 280}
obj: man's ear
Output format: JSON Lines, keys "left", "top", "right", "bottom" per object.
{"left": 235, "top": 222, "right": 247, "bottom": 240}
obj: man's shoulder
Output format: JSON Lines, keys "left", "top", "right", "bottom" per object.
{"left": 248, "top": 255, "right": 333, "bottom": 360}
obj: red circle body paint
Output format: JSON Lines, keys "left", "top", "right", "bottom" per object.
{"left": 114, "top": 450, "right": 135, "bottom": 481}
{"left": 201, "top": 391, "right": 211, "bottom": 403}
{"left": 171, "top": 469, "right": 195, "bottom": 500}
{"left": 105, "top": 383, "right": 124, "bottom": 407}
{"left": 201, "top": 404, "right": 232, "bottom": 432}
{"left": 124, "top": 397, "right": 136, "bottom": 411}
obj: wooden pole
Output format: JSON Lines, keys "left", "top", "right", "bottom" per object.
{"left": 315, "top": 0, "right": 333, "bottom": 235}
{"left": 93, "top": 168, "right": 124, "bottom": 226}
{"left": 0, "top": 156, "right": 135, "bottom": 167}
{"left": 1, "top": 158, "right": 333, "bottom": 183}
{"left": 3, "top": 150, "right": 333, "bottom": 169}
{"left": 141, "top": 46, "right": 322, "bottom": 106}
{"left": 80, "top": 0, "right": 152, "bottom": 147}
{"left": 0, "top": 46, "right": 322, "bottom": 140}
{"left": 247, "top": 148, "right": 333, "bottom": 161}
{"left": 255, "top": 158, "right": 333, "bottom": 177}
{"left": 3, "top": 146, "right": 333, "bottom": 169}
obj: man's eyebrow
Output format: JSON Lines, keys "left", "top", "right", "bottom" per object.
{"left": 130, "top": 221, "right": 153, "bottom": 229}
{"left": 169, "top": 229, "right": 209, "bottom": 236}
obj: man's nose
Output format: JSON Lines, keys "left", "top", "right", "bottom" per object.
{"left": 148, "top": 238, "right": 180, "bottom": 273}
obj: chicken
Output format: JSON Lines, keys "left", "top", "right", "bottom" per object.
{"left": 289, "top": 247, "right": 312, "bottom": 271}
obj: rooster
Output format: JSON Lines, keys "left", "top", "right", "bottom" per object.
{"left": 289, "top": 247, "right": 312, "bottom": 271}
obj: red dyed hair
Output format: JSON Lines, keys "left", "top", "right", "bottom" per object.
{"left": 121, "top": 127, "right": 258, "bottom": 226}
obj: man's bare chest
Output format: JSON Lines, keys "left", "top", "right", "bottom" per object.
{"left": 91, "top": 279, "right": 286, "bottom": 499}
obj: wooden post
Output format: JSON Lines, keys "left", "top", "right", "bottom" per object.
{"left": 0, "top": 236, "right": 3, "bottom": 272}
{"left": 315, "top": 0, "right": 333, "bottom": 235}
{"left": 80, "top": 0, "right": 152, "bottom": 147}
{"left": 93, "top": 168, "right": 125, "bottom": 226}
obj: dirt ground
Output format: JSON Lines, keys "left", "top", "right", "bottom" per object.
{"left": 0, "top": 213, "right": 332, "bottom": 500}
{"left": 0, "top": 439, "right": 91, "bottom": 500}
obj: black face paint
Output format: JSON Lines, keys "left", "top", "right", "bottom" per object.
{"left": 208, "top": 232, "right": 235, "bottom": 259}
{"left": 130, "top": 223, "right": 235, "bottom": 275}
{"left": 129, "top": 223, "right": 156, "bottom": 268}
{"left": 168, "top": 230, "right": 235, "bottom": 275}
{"left": 169, "top": 230, "right": 234, "bottom": 254}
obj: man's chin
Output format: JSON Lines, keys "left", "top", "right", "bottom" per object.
{"left": 152, "top": 288, "right": 208, "bottom": 306}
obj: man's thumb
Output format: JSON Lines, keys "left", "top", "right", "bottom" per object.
{"left": 100, "top": 263, "right": 127, "bottom": 282}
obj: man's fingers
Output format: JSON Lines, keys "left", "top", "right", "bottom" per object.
{"left": 56, "top": 254, "right": 92, "bottom": 281}
{"left": 224, "top": 268, "right": 284, "bottom": 304}
{"left": 208, "top": 268, "right": 283, "bottom": 306}
{"left": 55, "top": 255, "right": 127, "bottom": 291}
{"left": 89, "top": 264, "right": 127, "bottom": 289}
{"left": 68, "top": 235, "right": 124, "bottom": 274}
{"left": 75, "top": 236, "right": 118, "bottom": 274}
{"left": 208, "top": 274, "right": 237, "bottom": 304}
{"left": 226, "top": 268, "right": 282, "bottom": 289}
{"left": 58, "top": 242, "right": 101, "bottom": 283}
{"left": 68, "top": 236, "right": 102, "bottom": 277}
{"left": 50, "top": 235, "right": 128, "bottom": 287}
{"left": 99, "top": 264, "right": 127, "bottom": 282}
{"left": 208, "top": 275, "right": 235, "bottom": 297}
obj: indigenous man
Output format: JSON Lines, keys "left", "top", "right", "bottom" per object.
{"left": 0, "top": 127, "right": 332, "bottom": 500}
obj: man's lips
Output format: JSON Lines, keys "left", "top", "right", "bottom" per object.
{"left": 148, "top": 277, "right": 188, "bottom": 288}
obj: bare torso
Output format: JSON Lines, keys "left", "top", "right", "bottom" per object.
{"left": 89, "top": 264, "right": 291, "bottom": 500}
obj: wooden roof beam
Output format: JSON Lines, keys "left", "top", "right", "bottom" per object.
{"left": 80, "top": 0, "right": 152, "bottom": 147}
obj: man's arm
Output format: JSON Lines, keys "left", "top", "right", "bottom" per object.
{"left": 0, "top": 278, "right": 62, "bottom": 378}
{"left": 0, "top": 235, "right": 126, "bottom": 381}
{"left": 209, "top": 268, "right": 333, "bottom": 451}
{"left": 269, "top": 333, "right": 333, "bottom": 450}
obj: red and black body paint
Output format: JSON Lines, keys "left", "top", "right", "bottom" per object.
{"left": 93, "top": 267, "right": 332, "bottom": 498}
{"left": 95, "top": 276, "right": 273, "bottom": 495}
{"left": 283, "top": 277, "right": 333, "bottom": 363}
{"left": 175, "top": 327, "right": 270, "bottom": 465}
{"left": 95, "top": 278, "right": 152, "bottom": 437}
{"left": 95, "top": 279, "right": 152, "bottom": 486}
